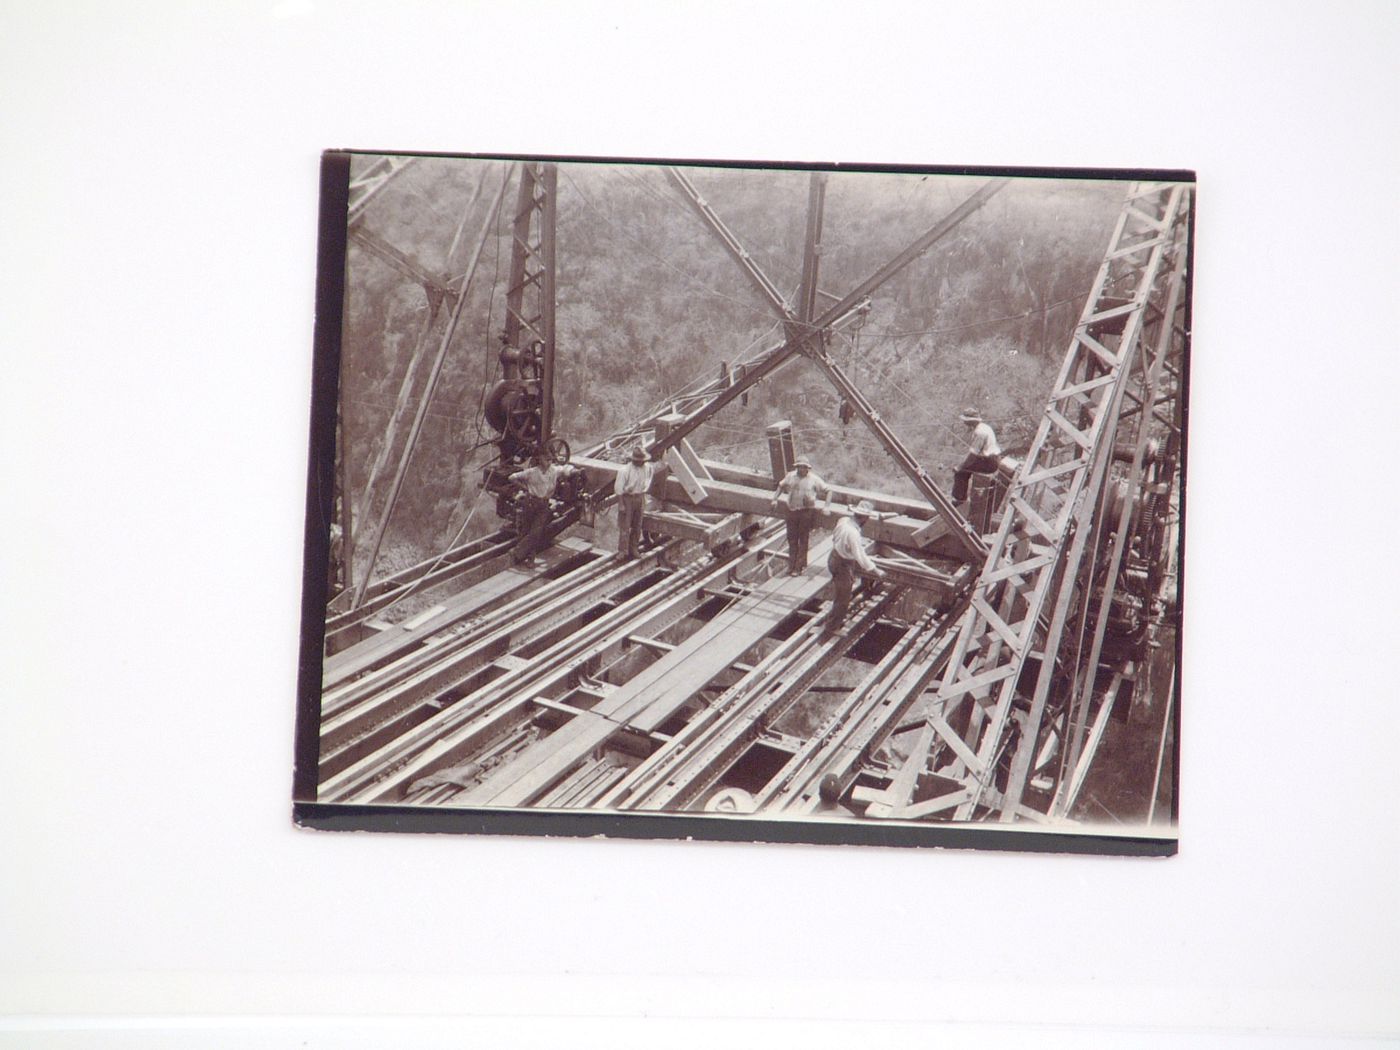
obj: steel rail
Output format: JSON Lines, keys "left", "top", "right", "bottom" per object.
{"left": 754, "top": 608, "right": 953, "bottom": 813}
{"left": 321, "top": 562, "right": 705, "bottom": 802}
{"left": 597, "top": 594, "right": 894, "bottom": 812}
{"left": 323, "top": 541, "right": 599, "bottom": 691}
{"left": 322, "top": 544, "right": 621, "bottom": 713}
{"left": 327, "top": 529, "right": 512, "bottom": 620}
{"left": 453, "top": 540, "right": 837, "bottom": 809}
{"left": 321, "top": 527, "right": 790, "bottom": 803}
{"left": 317, "top": 548, "right": 643, "bottom": 771}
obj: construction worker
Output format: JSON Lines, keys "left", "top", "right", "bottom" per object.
{"left": 770, "top": 457, "right": 831, "bottom": 575}
{"left": 508, "top": 450, "right": 564, "bottom": 565}
{"left": 615, "top": 446, "right": 657, "bottom": 560}
{"left": 821, "top": 500, "right": 885, "bottom": 637}
{"left": 951, "top": 407, "right": 1002, "bottom": 504}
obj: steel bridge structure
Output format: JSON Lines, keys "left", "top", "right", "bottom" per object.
{"left": 311, "top": 157, "right": 1189, "bottom": 839}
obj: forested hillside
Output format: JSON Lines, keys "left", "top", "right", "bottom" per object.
{"left": 339, "top": 157, "right": 1125, "bottom": 582}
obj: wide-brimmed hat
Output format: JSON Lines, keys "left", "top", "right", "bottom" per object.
{"left": 630, "top": 447, "right": 648, "bottom": 464}
{"left": 795, "top": 458, "right": 812, "bottom": 470}
{"left": 959, "top": 407, "right": 982, "bottom": 423}
{"left": 852, "top": 500, "right": 875, "bottom": 518}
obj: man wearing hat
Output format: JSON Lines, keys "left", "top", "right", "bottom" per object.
{"left": 770, "top": 457, "right": 831, "bottom": 575}
{"left": 508, "top": 449, "right": 566, "bottom": 565}
{"left": 615, "top": 446, "right": 658, "bottom": 560}
{"left": 822, "top": 500, "right": 885, "bottom": 636}
{"left": 952, "top": 407, "right": 1002, "bottom": 503}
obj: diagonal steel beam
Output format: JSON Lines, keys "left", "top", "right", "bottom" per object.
{"left": 806, "top": 343, "right": 988, "bottom": 559}
{"left": 649, "top": 177, "right": 1009, "bottom": 461}
{"left": 663, "top": 166, "right": 795, "bottom": 323}
{"left": 351, "top": 169, "right": 513, "bottom": 607}
{"left": 347, "top": 156, "right": 416, "bottom": 224}
{"left": 795, "top": 172, "right": 828, "bottom": 329}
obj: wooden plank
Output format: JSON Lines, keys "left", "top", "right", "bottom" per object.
{"left": 399, "top": 605, "right": 447, "bottom": 630}
{"left": 874, "top": 721, "right": 937, "bottom": 811}
{"left": 575, "top": 455, "right": 947, "bottom": 550}
{"left": 891, "top": 786, "right": 974, "bottom": 820}
{"left": 1108, "top": 234, "right": 1166, "bottom": 260}
{"left": 663, "top": 448, "right": 710, "bottom": 502}
{"left": 938, "top": 662, "right": 1016, "bottom": 701}
{"left": 1083, "top": 300, "right": 1139, "bottom": 329}
{"left": 1055, "top": 372, "right": 1118, "bottom": 402}
{"left": 700, "top": 458, "right": 941, "bottom": 524}
{"left": 643, "top": 510, "right": 742, "bottom": 548}
{"left": 1072, "top": 331, "right": 1118, "bottom": 370}
{"left": 1126, "top": 202, "right": 1169, "bottom": 231}
{"left": 982, "top": 552, "right": 1053, "bottom": 585}
{"left": 675, "top": 437, "right": 713, "bottom": 482}
{"left": 1057, "top": 670, "right": 1126, "bottom": 814}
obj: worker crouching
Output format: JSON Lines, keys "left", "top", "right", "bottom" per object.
{"left": 821, "top": 500, "right": 886, "bottom": 637}
{"left": 951, "top": 406, "right": 1001, "bottom": 504}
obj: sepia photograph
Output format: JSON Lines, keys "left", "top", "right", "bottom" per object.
{"left": 295, "top": 152, "right": 1192, "bottom": 853}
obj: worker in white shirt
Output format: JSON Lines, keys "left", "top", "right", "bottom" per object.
{"left": 770, "top": 457, "right": 830, "bottom": 575}
{"left": 615, "top": 446, "right": 657, "bottom": 560}
{"left": 822, "top": 500, "right": 885, "bottom": 636}
{"left": 951, "top": 407, "right": 1002, "bottom": 503}
{"left": 508, "top": 450, "right": 564, "bottom": 565}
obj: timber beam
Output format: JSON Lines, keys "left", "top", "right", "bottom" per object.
{"left": 573, "top": 454, "right": 955, "bottom": 553}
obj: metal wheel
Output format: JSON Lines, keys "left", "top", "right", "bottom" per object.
{"left": 545, "top": 436, "right": 571, "bottom": 465}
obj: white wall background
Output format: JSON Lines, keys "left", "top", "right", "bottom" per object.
{"left": 2, "top": 2, "right": 1396, "bottom": 1046}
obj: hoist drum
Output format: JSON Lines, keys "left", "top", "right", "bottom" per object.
{"left": 484, "top": 379, "right": 526, "bottom": 435}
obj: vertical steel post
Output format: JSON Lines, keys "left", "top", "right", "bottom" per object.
{"left": 500, "top": 162, "right": 558, "bottom": 449}
{"left": 539, "top": 164, "right": 558, "bottom": 445}
{"left": 795, "top": 173, "right": 828, "bottom": 329}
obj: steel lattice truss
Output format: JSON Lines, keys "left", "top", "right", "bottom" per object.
{"left": 862, "top": 183, "right": 1191, "bottom": 822}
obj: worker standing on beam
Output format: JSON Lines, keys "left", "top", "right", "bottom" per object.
{"left": 615, "top": 446, "right": 657, "bottom": 560}
{"left": 821, "top": 501, "right": 885, "bottom": 637}
{"left": 508, "top": 450, "right": 564, "bottom": 565}
{"left": 770, "top": 457, "right": 831, "bottom": 576}
{"left": 951, "top": 407, "right": 1002, "bottom": 504}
